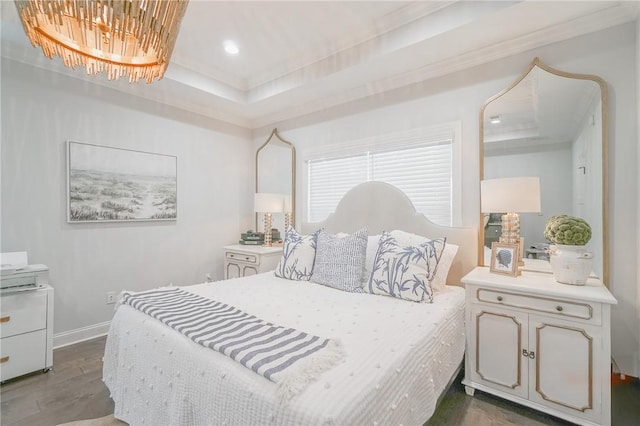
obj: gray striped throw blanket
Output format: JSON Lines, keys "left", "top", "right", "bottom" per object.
{"left": 121, "top": 288, "right": 345, "bottom": 400}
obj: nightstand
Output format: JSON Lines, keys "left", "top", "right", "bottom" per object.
{"left": 0, "top": 285, "right": 54, "bottom": 382}
{"left": 461, "top": 266, "right": 617, "bottom": 426}
{"left": 223, "top": 245, "right": 282, "bottom": 279}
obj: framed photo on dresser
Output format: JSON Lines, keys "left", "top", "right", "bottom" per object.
{"left": 489, "top": 242, "right": 519, "bottom": 276}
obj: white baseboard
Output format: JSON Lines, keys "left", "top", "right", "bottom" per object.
{"left": 613, "top": 353, "right": 640, "bottom": 379}
{"left": 53, "top": 321, "right": 111, "bottom": 349}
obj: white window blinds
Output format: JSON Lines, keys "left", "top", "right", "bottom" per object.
{"left": 307, "top": 140, "right": 453, "bottom": 225}
{"left": 308, "top": 155, "right": 369, "bottom": 223}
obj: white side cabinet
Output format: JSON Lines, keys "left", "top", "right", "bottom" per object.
{"left": 223, "top": 245, "right": 282, "bottom": 279}
{"left": 462, "top": 267, "right": 617, "bottom": 426}
{"left": 0, "top": 285, "right": 54, "bottom": 382}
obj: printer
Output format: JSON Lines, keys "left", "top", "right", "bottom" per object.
{"left": 0, "top": 252, "right": 49, "bottom": 294}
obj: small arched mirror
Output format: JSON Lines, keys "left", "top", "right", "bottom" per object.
{"left": 256, "top": 128, "right": 296, "bottom": 234}
{"left": 479, "top": 58, "right": 608, "bottom": 286}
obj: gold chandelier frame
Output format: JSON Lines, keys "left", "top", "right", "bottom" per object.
{"left": 14, "top": 0, "right": 189, "bottom": 83}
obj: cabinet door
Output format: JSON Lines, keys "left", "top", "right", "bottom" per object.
{"left": 469, "top": 305, "right": 529, "bottom": 399}
{"left": 242, "top": 265, "right": 258, "bottom": 277}
{"left": 528, "top": 315, "right": 602, "bottom": 423}
{"left": 225, "top": 263, "right": 241, "bottom": 279}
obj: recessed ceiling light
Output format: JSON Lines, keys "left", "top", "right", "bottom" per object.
{"left": 223, "top": 40, "right": 239, "bottom": 56}
{"left": 490, "top": 115, "right": 502, "bottom": 124}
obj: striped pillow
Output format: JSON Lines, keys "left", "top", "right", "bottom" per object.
{"left": 310, "top": 228, "right": 368, "bottom": 292}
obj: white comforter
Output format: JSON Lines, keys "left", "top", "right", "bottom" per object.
{"left": 103, "top": 273, "right": 465, "bottom": 426}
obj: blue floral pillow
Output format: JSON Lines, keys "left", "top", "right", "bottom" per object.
{"left": 274, "top": 228, "right": 320, "bottom": 281}
{"left": 366, "top": 232, "right": 446, "bottom": 303}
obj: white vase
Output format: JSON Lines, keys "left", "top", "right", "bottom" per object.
{"left": 548, "top": 244, "right": 593, "bottom": 285}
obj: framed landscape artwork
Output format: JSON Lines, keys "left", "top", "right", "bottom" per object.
{"left": 67, "top": 141, "right": 177, "bottom": 223}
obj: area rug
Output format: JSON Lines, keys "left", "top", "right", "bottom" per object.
{"left": 57, "top": 414, "right": 127, "bottom": 426}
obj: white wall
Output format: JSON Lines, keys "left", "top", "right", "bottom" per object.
{"left": 260, "top": 23, "right": 639, "bottom": 376}
{"left": 1, "top": 60, "right": 254, "bottom": 346}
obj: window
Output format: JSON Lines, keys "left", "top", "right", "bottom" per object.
{"left": 306, "top": 124, "right": 459, "bottom": 226}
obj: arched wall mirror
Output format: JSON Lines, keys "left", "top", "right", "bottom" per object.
{"left": 479, "top": 58, "right": 609, "bottom": 286}
{"left": 256, "top": 128, "right": 296, "bottom": 234}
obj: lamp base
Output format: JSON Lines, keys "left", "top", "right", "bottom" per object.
{"left": 262, "top": 213, "right": 273, "bottom": 247}
{"left": 499, "top": 212, "right": 519, "bottom": 244}
{"left": 499, "top": 212, "right": 524, "bottom": 267}
{"left": 284, "top": 212, "right": 292, "bottom": 232}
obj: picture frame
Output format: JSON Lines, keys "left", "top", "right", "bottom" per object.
{"left": 490, "top": 242, "right": 520, "bottom": 276}
{"left": 67, "top": 141, "right": 177, "bottom": 223}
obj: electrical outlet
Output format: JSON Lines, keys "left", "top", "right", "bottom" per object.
{"left": 106, "top": 291, "right": 116, "bottom": 304}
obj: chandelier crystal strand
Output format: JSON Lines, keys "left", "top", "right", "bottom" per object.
{"left": 14, "top": 0, "right": 189, "bottom": 83}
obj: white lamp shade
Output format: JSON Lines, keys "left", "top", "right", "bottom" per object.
{"left": 254, "top": 193, "right": 284, "bottom": 213}
{"left": 481, "top": 177, "right": 541, "bottom": 213}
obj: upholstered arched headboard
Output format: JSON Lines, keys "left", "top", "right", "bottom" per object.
{"left": 301, "top": 181, "right": 477, "bottom": 286}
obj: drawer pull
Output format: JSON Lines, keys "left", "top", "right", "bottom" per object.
{"left": 556, "top": 305, "right": 564, "bottom": 312}
{"left": 0, "top": 356, "right": 9, "bottom": 363}
{"left": 0, "top": 316, "right": 10, "bottom": 323}
{"left": 245, "top": 257, "right": 250, "bottom": 261}
{"left": 496, "top": 296, "right": 503, "bottom": 302}
{"left": 522, "top": 349, "right": 535, "bottom": 359}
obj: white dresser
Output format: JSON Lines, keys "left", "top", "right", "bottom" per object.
{"left": 462, "top": 266, "right": 617, "bottom": 426}
{"left": 223, "top": 245, "right": 282, "bottom": 279}
{"left": 0, "top": 285, "right": 54, "bottom": 382}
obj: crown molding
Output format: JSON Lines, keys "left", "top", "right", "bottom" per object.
{"left": 250, "top": 2, "right": 636, "bottom": 129}
{"left": 243, "top": 0, "right": 456, "bottom": 91}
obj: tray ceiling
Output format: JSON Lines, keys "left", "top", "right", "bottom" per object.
{"left": 1, "top": 1, "right": 637, "bottom": 130}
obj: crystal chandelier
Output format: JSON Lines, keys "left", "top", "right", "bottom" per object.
{"left": 14, "top": 0, "right": 189, "bottom": 83}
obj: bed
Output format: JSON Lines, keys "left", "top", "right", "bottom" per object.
{"left": 103, "top": 181, "right": 477, "bottom": 425}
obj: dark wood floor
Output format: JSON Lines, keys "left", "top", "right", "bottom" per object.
{"left": 428, "top": 372, "right": 640, "bottom": 426}
{"left": 1, "top": 336, "right": 639, "bottom": 426}
{"left": 1, "top": 337, "right": 114, "bottom": 426}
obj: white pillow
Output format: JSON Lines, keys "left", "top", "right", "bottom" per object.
{"left": 360, "top": 234, "right": 382, "bottom": 286}
{"left": 389, "top": 230, "right": 458, "bottom": 291}
{"left": 311, "top": 228, "right": 368, "bottom": 292}
{"left": 274, "top": 228, "right": 321, "bottom": 281}
{"left": 366, "top": 231, "right": 445, "bottom": 303}
{"left": 432, "top": 243, "right": 458, "bottom": 290}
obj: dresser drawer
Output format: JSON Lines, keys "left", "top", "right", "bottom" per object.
{"left": 476, "top": 288, "right": 598, "bottom": 323}
{"left": 225, "top": 251, "right": 258, "bottom": 265}
{"left": 0, "top": 329, "right": 47, "bottom": 381}
{"left": 0, "top": 290, "right": 48, "bottom": 338}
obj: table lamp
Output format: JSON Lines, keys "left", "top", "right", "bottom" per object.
{"left": 254, "top": 193, "right": 284, "bottom": 246}
{"left": 481, "top": 177, "right": 541, "bottom": 263}
{"left": 283, "top": 195, "right": 293, "bottom": 231}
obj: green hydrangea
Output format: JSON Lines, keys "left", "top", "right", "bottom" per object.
{"left": 544, "top": 215, "right": 592, "bottom": 245}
